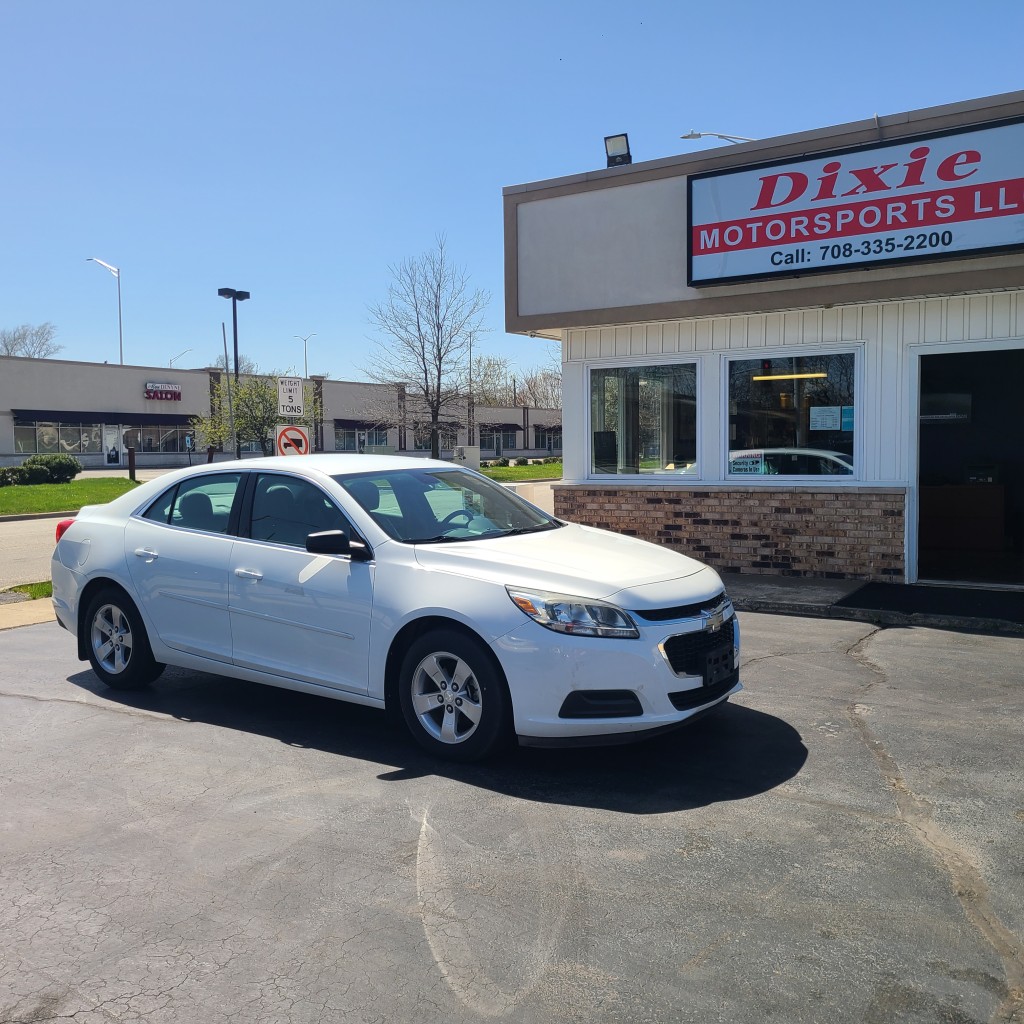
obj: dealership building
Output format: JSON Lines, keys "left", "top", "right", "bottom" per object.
{"left": 0, "top": 358, "right": 561, "bottom": 467}
{"left": 503, "top": 90, "right": 1024, "bottom": 588}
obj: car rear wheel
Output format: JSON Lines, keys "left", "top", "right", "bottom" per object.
{"left": 85, "top": 587, "right": 163, "bottom": 690}
{"left": 399, "top": 629, "right": 512, "bottom": 761}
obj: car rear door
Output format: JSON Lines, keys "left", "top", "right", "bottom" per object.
{"left": 228, "top": 472, "right": 375, "bottom": 694}
{"left": 124, "top": 472, "right": 243, "bottom": 663}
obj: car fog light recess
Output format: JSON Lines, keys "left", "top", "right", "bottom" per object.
{"left": 506, "top": 587, "right": 639, "bottom": 639}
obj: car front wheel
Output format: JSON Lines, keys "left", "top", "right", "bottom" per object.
{"left": 85, "top": 588, "right": 164, "bottom": 690}
{"left": 399, "top": 629, "right": 512, "bottom": 761}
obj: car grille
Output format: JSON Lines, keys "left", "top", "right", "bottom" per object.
{"left": 631, "top": 591, "right": 727, "bottom": 622}
{"left": 661, "top": 617, "right": 736, "bottom": 676}
{"left": 668, "top": 676, "right": 739, "bottom": 711}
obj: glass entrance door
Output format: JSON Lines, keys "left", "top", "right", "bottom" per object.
{"left": 918, "top": 349, "right": 1024, "bottom": 585}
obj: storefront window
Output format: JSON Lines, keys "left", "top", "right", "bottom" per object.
{"left": 334, "top": 427, "right": 388, "bottom": 451}
{"left": 590, "top": 363, "right": 697, "bottom": 475}
{"left": 479, "top": 428, "right": 518, "bottom": 453}
{"left": 727, "top": 353, "right": 855, "bottom": 476}
{"left": 534, "top": 427, "right": 562, "bottom": 451}
{"left": 413, "top": 426, "right": 457, "bottom": 451}
{"left": 14, "top": 425, "right": 36, "bottom": 454}
{"left": 36, "top": 423, "right": 60, "bottom": 453}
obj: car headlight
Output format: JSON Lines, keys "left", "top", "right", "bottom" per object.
{"left": 506, "top": 587, "right": 639, "bottom": 639}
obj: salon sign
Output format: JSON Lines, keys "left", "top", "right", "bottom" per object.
{"left": 144, "top": 382, "right": 182, "bottom": 401}
{"left": 688, "top": 119, "right": 1024, "bottom": 284}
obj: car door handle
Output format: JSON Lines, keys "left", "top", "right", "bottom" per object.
{"left": 134, "top": 548, "right": 159, "bottom": 561}
{"left": 234, "top": 568, "right": 263, "bottom": 580}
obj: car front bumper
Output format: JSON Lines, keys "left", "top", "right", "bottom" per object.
{"left": 492, "top": 610, "right": 742, "bottom": 743}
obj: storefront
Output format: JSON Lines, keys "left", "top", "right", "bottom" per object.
{"left": 2, "top": 357, "right": 563, "bottom": 468}
{"left": 1, "top": 359, "right": 208, "bottom": 468}
{"left": 504, "top": 90, "right": 1024, "bottom": 585}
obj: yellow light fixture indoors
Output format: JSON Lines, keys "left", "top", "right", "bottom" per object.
{"left": 752, "top": 372, "right": 829, "bottom": 381}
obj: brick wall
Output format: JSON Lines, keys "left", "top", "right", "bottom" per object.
{"left": 554, "top": 485, "right": 906, "bottom": 581}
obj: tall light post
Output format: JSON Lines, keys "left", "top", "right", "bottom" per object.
{"left": 169, "top": 348, "right": 192, "bottom": 367}
{"left": 680, "top": 131, "right": 755, "bottom": 145}
{"left": 293, "top": 333, "right": 316, "bottom": 378}
{"left": 86, "top": 258, "right": 123, "bottom": 364}
{"left": 218, "top": 287, "right": 250, "bottom": 458}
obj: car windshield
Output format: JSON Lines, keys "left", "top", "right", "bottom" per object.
{"left": 334, "top": 467, "right": 560, "bottom": 544}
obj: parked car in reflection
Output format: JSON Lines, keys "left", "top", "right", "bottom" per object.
{"left": 663, "top": 448, "right": 854, "bottom": 476}
{"left": 51, "top": 455, "right": 740, "bottom": 761}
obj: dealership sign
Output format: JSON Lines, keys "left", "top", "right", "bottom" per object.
{"left": 144, "top": 382, "right": 182, "bottom": 401}
{"left": 688, "top": 119, "right": 1024, "bottom": 285}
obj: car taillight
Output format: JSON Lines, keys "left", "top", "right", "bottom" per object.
{"left": 55, "top": 518, "right": 76, "bottom": 542}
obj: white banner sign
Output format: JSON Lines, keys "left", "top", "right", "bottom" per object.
{"left": 688, "top": 119, "right": 1024, "bottom": 284}
{"left": 277, "top": 376, "right": 304, "bottom": 417}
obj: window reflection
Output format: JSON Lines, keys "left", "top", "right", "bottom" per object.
{"left": 728, "top": 353, "right": 855, "bottom": 476}
{"left": 590, "top": 364, "right": 697, "bottom": 475}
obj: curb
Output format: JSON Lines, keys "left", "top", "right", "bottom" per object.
{"left": 0, "top": 510, "right": 75, "bottom": 524}
{"left": 0, "top": 601, "right": 56, "bottom": 631}
{"left": 731, "top": 597, "right": 1024, "bottom": 636}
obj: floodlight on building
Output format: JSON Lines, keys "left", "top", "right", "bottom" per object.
{"left": 604, "top": 133, "right": 631, "bottom": 167}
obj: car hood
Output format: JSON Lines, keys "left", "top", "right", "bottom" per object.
{"left": 412, "top": 522, "right": 722, "bottom": 608}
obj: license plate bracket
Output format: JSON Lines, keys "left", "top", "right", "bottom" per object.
{"left": 703, "top": 643, "right": 735, "bottom": 687}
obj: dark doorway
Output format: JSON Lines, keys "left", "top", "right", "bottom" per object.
{"left": 918, "top": 349, "right": 1024, "bottom": 585}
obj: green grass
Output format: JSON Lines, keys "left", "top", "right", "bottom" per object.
{"left": 480, "top": 461, "right": 562, "bottom": 483}
{"left": 9, "top": 581, "right": 52, "bottom": 600}
{"left": 0, "top": 478, "right": 140, "bottom": 516}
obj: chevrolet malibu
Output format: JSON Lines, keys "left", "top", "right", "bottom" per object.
{"left": 51, "top": 455, "right": 740, "bottom": 761}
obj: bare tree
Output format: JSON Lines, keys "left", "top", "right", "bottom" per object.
{"left": 471, "top": 354, "right": 513, "bottom": 405}
{"left": 1, "top": 323, "right": 62, "bottom": 358}
{"left": 211, "top": 352, "right": 261, "bottom": 375}
{"left": 519, "top": 368, "right": 562, "bottom": 409}
{"left": 365, "top": 238, "right": 489, "bottom": 458}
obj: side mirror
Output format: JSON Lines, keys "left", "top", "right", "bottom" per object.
{"left": 306, "top": 529, "right": 372, "bottom": 561}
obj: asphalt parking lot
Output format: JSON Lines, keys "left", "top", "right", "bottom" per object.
{"left": 1, "top": 612, "right": 1022, "bottom": 1024}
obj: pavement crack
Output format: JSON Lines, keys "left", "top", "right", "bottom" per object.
{"left": 843, "top": 684, "right": 1024, "bottom": 1023}
{"left": 0, "top": 689, "right": 175, "bottom": 723}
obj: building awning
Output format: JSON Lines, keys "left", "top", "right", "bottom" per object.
{"left": 13, "top": 409, "right": 192, "bottom": 426}
{"left": 333, "top": 418, "right": 382, "bottom": 429}
{"left": 477, "top": 421, "right": 520, "bottom": 429}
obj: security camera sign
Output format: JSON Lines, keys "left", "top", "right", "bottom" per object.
{"left": 277, "top": 376, "right": 304, "bottom": 417}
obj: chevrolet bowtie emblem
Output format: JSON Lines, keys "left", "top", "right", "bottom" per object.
{"left": 702, "top": 607, "right": 724, "bottom": 632}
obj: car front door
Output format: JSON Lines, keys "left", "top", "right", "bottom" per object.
{"left": 228, "top": 473, "right": 374, "bottom": 694}
{"left": 124, "top": 472, "right": 243, "bottom": 664}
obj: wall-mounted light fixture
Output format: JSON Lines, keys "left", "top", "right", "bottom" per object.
{"left": 604, "top": 133, "right": 631, "bottom": 167}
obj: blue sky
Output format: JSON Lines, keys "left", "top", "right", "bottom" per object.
{"left": 2, "top": 1, "right": 1022, "bottom": 380}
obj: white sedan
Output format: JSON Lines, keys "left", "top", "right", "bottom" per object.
{"left": 51, "top": 455, "right": 740, "bottom": 761}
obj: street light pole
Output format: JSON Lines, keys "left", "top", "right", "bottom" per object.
{"left": 86, "top": 258, "right": 123, "bottom": 364}
{"left": 680, "top": 131, "right": 755, "bottom": 145}
{"left": 217, "top": 287, "right": 250, "bottom": 458}
{"left": 169, "top": 348, "right": 192, "bottom": 367}
{"left": 293, "top": 333, "right": 316, "bottom": 378}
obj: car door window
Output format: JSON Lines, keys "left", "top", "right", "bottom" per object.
{"left": 250, "top": 474, "right": 345, "bottom": 547}
{"left": 143, "top": 474, "right": 241, "bottom": 533}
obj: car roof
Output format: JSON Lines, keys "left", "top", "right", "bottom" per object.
{"left": 161, "top": 454, "right": 461, "bottom": 481}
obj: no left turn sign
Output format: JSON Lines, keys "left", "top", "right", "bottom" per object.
{"left": 276, "top": 423, "right": 310, "bottom": 456}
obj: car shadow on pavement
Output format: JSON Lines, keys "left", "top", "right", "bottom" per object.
{"left": 67, "top": 667, "right": 807, "bottom": 815}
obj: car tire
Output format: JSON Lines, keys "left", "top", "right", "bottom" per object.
{"left": 84, "top": 587, "right": 164, "bottom": 690}
{"left": 398, "top": 629, "right": 512, "bottom": 762}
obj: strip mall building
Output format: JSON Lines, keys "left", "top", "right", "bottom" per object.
{"left": 504, "top": 91, "right": 1024, "bottom": 588}
{"left": 0, "top": 359, "right": 561, "bottom": 467}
